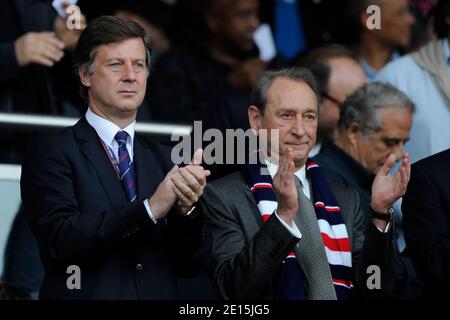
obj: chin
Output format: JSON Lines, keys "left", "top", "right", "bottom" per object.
{"left": 118, "top": 99, "right": 143, "bottom": 111}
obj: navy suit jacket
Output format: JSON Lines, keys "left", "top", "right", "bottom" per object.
{"left": 403, "top": 149, "right": 450, "bottom": 299}
{"left": 20, "top": 117, "right": 203, "bottom": 299}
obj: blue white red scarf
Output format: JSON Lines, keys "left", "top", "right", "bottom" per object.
{"left": 246, "top": 159, "right": 354, "bottom": 300}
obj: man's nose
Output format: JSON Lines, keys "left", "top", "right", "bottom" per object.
{"left": 291, "top": 117, "right": 306, "bottom": 137}
{"left": 392, "top": 142, "right": 406, "bottom": 162}
{"left": 122, "top": 62, "right": 136, "bottom": 82}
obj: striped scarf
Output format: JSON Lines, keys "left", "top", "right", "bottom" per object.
{"left": 246, "top": 159, "right": 354, "bottom": 300}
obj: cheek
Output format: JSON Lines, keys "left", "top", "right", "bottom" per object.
{"left": 307, "top": 122, "right": 318, "bottom": 137}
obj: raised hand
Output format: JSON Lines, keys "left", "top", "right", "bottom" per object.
{"left": 14, "top": 32, "right": 65, "bottom": 67}
{"left": 148, "top": 165, "right": 179, "bottom": 220}
{"left": 371, "top": 153, "right": 411, "bottom": 214}
{"left": 272, "top": 148, "right": 299, "bottom": 225}
{"left": 171, "top": 149, "right": 211, "bottom": 215}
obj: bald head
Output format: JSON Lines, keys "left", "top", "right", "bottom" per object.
{"left": 319, "top": 57, "right": 367, "bottom": 140}
{"left": 328, "top": 57, "right": 366, "bottom": 103}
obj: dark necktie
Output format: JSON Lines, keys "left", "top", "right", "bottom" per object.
{"left": 114, "top": 131, "right": 137, "bottom": 202}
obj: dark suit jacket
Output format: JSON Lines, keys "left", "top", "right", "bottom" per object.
{"left": 200, "top": 171, "right": 394, "bottom": 300}
{"left": 20, "top": 118, "right": 202, "bottom": 299}
{"left": 312, "top": 139, "right": 374, "bottom": 215}
{"left": 0, "top": 0, "right": 58, "bottom": 114}
{"left": 402, "top": 149, "right": 450, "bottom": 299}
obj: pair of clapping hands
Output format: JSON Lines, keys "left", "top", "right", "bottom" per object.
{"left": 148, "top": 149, "right": 210, "bottom": 218}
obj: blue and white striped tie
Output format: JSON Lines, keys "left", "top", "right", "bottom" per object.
{"left": 114, "top": 131, "right": 137, "bottom": 202}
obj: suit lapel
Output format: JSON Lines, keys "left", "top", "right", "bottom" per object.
{"left": 239, "top": 177, "right": 265, "bottom": 237}
{"left": 74, "top": 118, "right": 127, "bottom": 207}
{"left": 133, "top": 137, "right": 163, "bottom": 200}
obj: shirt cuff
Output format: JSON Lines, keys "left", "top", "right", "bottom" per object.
{"left": 143, "top": 199, "right": 158, "bottom": 224}
{"left": 185, "top": 206, "right": 196, "bottom": 216}
{"left": 275, "top": 211, "right": 302, "bottom": 239}
{"left": 376, "top": 222, "right": 391, "bottom": 233}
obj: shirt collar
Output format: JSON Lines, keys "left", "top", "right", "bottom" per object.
{"left": 85, "top": 108, "right": 135, "bottom": 147}
{"left": 265, "top": 159, "right": 309, "bottom": 189}
{"left": 360, "top": 51, "right": 400, "bottom": 81}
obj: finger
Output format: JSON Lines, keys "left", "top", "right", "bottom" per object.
{"left": 171, "top": 174, "right": 198, "bottom": 202}
{"left": 40, "top": 33, "right": 65, "bottom": 49}
{"left": 190, "top": 148, "right": 203, "bottom": 165}
{"left": 40, "top": 45, "right": 64, "bottom": 63}
{"left": 185, "top": 165, "right": 207, "bottom": 185}
{"left": 277, "top": 149, "right": 289, "bottom": 176}
{"left": 286, "top": 148, "right": 296, "bottom": 174}
{"left": 378, "top": 154, "right": 396, "bottom": 177}
{"left": 403, "top": 153, "right": 411, "bottom": 180}
{"left": 179, "top": 167, "right": 201, "bottom": 193}
{"left": 165, "top": 165, "right": 179, "bottom": 180}
{"left": 172, "top": 185, "right": 191, "bottom": 206}
{"left": 31, "top": 55, "right": 55, "bottom": 67}
{"left": 400, "top": 166, "right": 408, "bottom": 188}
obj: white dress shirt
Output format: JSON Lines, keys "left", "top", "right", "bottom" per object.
{"left": 85, "top": 108, "right": 158, "bottom": 224}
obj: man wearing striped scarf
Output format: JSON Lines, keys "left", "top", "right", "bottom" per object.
{"left": 200, "top": 67, "right": 410, "bottom": 300}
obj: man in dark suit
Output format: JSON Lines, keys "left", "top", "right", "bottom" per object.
{"left": 402, "top": 148, "right": 450, "bottom": 299}
{"left": 20, "top": 16, "right": 210, "bottom": 299}
{"left": 200, "top": 67, "right": 410, "bottom": 300}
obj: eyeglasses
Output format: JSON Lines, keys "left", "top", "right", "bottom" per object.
{"left": 323, "top": 92, "right": 343, "bottom": 106}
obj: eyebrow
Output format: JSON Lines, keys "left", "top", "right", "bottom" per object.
{"left": 106, "top": 58, "right": 145, "bottom": 63}
{"left": 277, "top": 107, "right": 318, "bottom": 113}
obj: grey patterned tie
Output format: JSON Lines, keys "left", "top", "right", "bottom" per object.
{"left": 293, "top": 176, "right": 337, "bottom": 300}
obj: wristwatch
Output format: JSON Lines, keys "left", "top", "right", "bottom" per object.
{"left": 369, "top": 205, "right": 394, "bottom": 222}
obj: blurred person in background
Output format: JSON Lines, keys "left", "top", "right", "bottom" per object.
{"left": 297, "top": 44, "right": 367, "bottom": 153}
{"left": 0, "top": 0, "right": 85, "bottom": 299}
{"left": 350, "top": 0, "right": 416, "bottom": 81}
{"left": 149, "top": 0, "right": 267, "bottom": 124}
{"left": 376, "top": 0, "right": 450, "bottom": 164}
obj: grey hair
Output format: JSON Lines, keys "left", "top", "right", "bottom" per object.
{"left": 338, "top": 82, "right": 415, "bottom": 139}
{"left": 251, "top": 67, "right": 319, "bottom": 115}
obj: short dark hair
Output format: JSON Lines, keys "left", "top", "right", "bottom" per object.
{"left": 432, "top": 0, "right": 450, "bottom": 39}
{"left": 297, "top": 44, "right": 358, "bottom": 99}
{"left": 251, "top": 67, "right": 319, "bottom": 115}
{"left": 73, "top": 16, "right": 152, "bottom": 102}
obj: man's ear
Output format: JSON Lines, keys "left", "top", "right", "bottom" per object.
{"left": 248, "top": 105, "right": 262, "bottom": 135}
{"left": 347, "top": 122, "right": 362, "bottom": 147}
{"left": 79, "top": 68, "right": 91, "bottom": 88}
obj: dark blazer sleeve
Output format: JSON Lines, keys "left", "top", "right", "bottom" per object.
{"left": 0, "top": 42, "right": 20, "bottom": 81}
{"left": 402, "top": 161, "right": 450, "bottom": 293}
{"left": 200, "top": 182, "right": 300, "bottom": 300}
{"left": 349, "top": 188, "right": 395, "bottom": 299}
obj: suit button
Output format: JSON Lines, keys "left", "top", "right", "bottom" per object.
{"left": 136, "top": 263, "right": 144, "bottom": 271}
